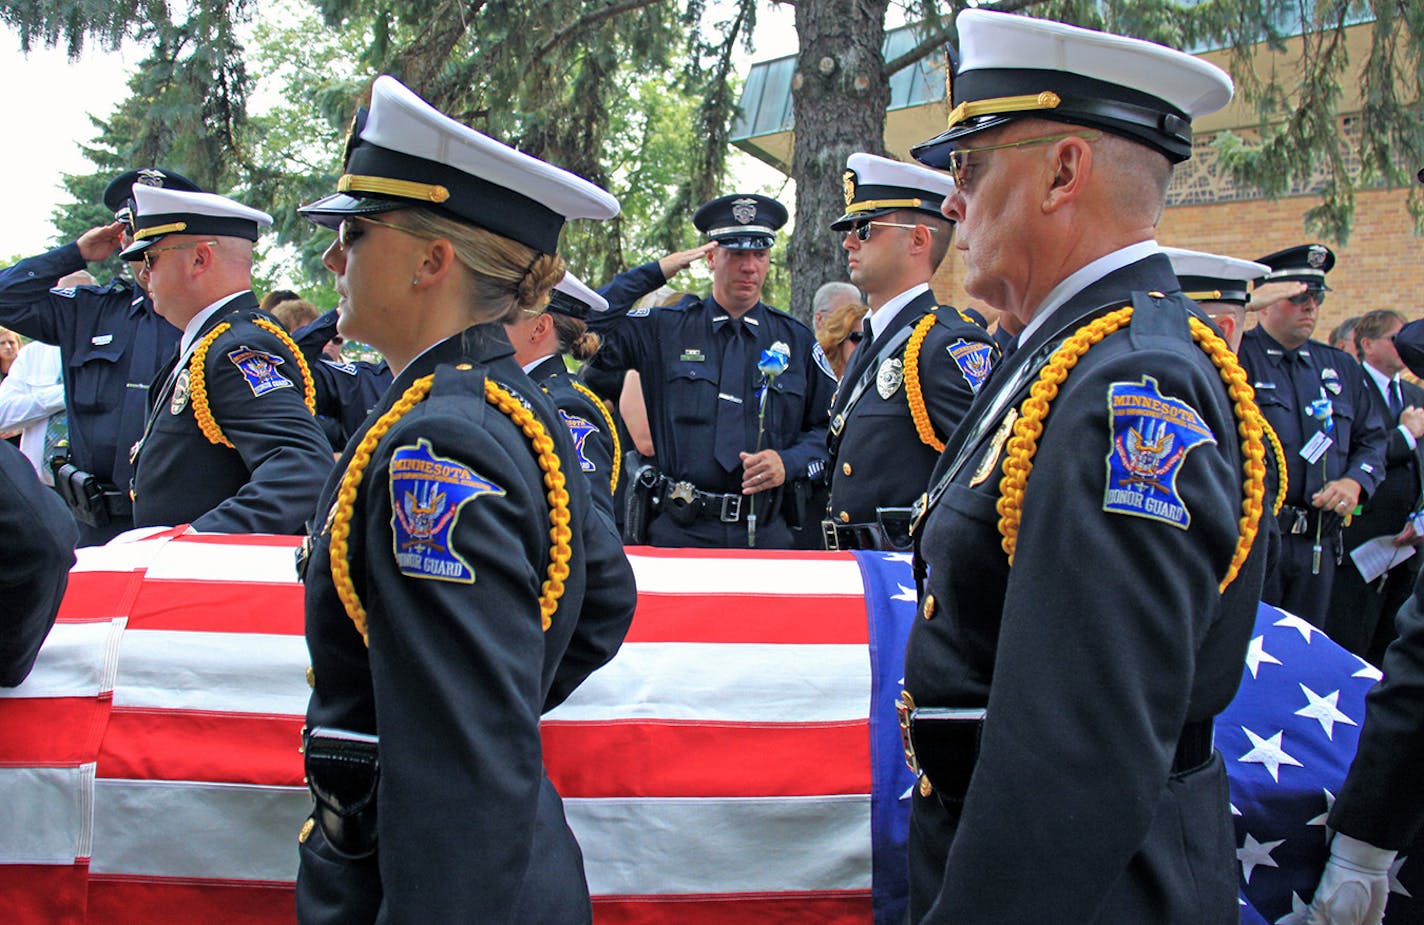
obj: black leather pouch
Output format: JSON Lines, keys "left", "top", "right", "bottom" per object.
{"left": 304, "top": 727, "right": 380, "bottom": 859}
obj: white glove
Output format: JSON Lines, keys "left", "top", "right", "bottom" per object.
{"left": 1305, "top": 833, "right": 1395, "bottom": 925}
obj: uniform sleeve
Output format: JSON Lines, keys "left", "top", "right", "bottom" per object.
{"left": 595, "top": 261, "right": 667, "bottom": 315}
{"left": 361, "top": 410, "right": 552, "bottom": 920}
{"left": 928, "top": 350, "right": 1241, "bottom": 921}
{"left": 0, "top": 244, "right": 92, "bottom": 345}
{"left": 1330, "top": 571, "right": 1424, "bottom": 849}
{"left": 1345, "top": 367, "right": 1389, "bottom": 497}
{"left": 190, "top": 331, "right": 334, "bottom": 534}
{"left": 0, "top": 441, "right": 77, "bottom": 686}
{"left": 544, "top": 502, "right": 637, "bottom": 712}
{"left": 587, "top": 262, "right": 670, "bottom": 377}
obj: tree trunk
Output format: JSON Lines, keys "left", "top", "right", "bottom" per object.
{"left": 788, "top": 0, "right": 892, "bottom": 325}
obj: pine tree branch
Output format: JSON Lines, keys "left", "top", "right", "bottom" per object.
{"left": 534, "top": 0, "right": 665, "bottom": 59}
{"left": 884, "top": 0, "right": 1052, "bottom": 75}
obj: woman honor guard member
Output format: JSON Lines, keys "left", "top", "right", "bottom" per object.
{"left": 293, "top": 76, "right": 637, "bottom": 923}
{"left": 505, "top": 272, "right": 622, "bottom": 515}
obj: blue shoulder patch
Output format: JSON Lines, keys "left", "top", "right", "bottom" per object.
{"left": 227, "top": 347, "right": 295, "bottom": 396}
{"left": 390, "top": 438, "right": 505, "bottom": 583}
{"left": 812, "top": 342, "right": 837, "bottom": 381}
{"left": 1103, "top": 376, "right": 1217, "bottom": 529}
{"left": 947, "top": 338, "right": 994, "bottom": 392}
{"left": 559, "top": 408, "right": 599, "bottom": 472}
{"left": 49, "top": 287, "right": 78, "bottom": 299}
{"left": 321, "top": 358, "right": 359, "bottom": 375}
{"left": 628, "top": 306, "right": 651, "bottom": 317}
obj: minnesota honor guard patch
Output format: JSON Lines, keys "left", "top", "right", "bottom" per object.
{"left": 947, "top": 339, "right": 994, "bottom": 392}
{"left": 559, "top": 409, "right": 599, "bottom": 472}
{"left": 227, "top": 347, "right": 295, "bottom": 396}
{"left": 390, "top": 439, "right": 505, "bottom": 582}
{"left": 1103, "top": 377, "right": 1216, "bottom": 529}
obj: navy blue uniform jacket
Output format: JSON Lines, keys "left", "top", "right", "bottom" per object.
{"left": 527, "top": 354, "right": 617, "bottom": 517}
{"left": 130, "top": 292, "right": 332, "bottom": 534}
{"left": 297, "top": 324, "right": 636, "bottom": 923}
{"left": 292, "top": 310, "right": 393, "bottom": 450}
{"left": 0, "top": 440, "right": 77, "bottom": 686}
{"left": 827, "top": 290, "right": 996, "bottom": 525}
{"left": 0, "top": 243, "right": 181, "bottom": 496}
{"left": 904, "top": 255, "right": 1267, "bottom": 923}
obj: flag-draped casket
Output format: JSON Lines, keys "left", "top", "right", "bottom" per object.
{"left": 0, "top": 531, "right": 1418, "bottom": 923}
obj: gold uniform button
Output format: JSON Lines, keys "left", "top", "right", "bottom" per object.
{"left": 306, "top": 666, "right": 316, "bottom": 689}
{"left": 839, "top": 511, "right": 851, "bottom": 523}
{"left": 842, "top": 462, "right": 852, "bottom": 476}
{"left": 922, "top": 594, "right": 936, "bottom": 620}
{"left": 299, "top": 818, "right": 315, "bottom": 844}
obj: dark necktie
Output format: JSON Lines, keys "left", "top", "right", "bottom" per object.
{"left": 1388, "top": 379, "right": 1404, "bottom": 419}
{"left": 714, "top": 321, "right": 749, "bottom": 471}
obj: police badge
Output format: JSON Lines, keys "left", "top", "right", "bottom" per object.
{"left": 1307, "top": 244, "right": 1328, "bottom": 268}
{"left": 877, "top": 357, "right": 904, "bottom": 399}
{"left": 170, "top": 369, "right": 191, "bottom": 415}
{"left": 731, "top": 198, "right": 758, "bottom": 225}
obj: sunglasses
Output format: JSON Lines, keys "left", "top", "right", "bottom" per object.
{"left": 1287, "top": 291, "right": 1325, "bottom": 307}
{"left": 142, "top": 240, "right": 219, "bottom": 274}
{"left": 846, "top": 220, "right": 935, "bottom": 242}
{"left": 847, "top": 329, "right": 865, "bottom": 344}
{"left": 336, "top": 216, "right": 438, "bottom": 249}
{"left": 946, "top": 130, "right": 1102, "bottom": 191}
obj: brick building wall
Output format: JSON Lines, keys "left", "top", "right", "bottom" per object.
{"left": 930, "top": 186, "right": 1424, "bottom": 336}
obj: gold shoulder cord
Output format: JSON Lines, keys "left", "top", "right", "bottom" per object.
{"left": 995, "top": 307, "right": 1267, "bottom": 592}
{"left": 1261, "top": 418, "right": 1288, "bottom": 515}
{"left": 328, "top": 374, "right": 572, "bottom": 646}
{"left": 570, "top": 380, "right": 622, "bottom": 494}
{"left": 188, "top": 317, "right": 318, "bottom": 447}
{"left": 903, "top": 313, "right": 945, "bottom": 452}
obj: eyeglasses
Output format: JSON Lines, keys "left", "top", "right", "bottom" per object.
{"left": 1287, "top": 291, "right": 1325, "bottom": 307}
{"left": 847, "top": 329, "right": 865, "bottom": 344}
{"left": 141, "top": 240, "right": 219, "bottom": 274}
{"left": 846, "top": 220, "right": 936, "bottom": 242}
{"left": 946, "top": 130, "right": 1103, "bottom": 191}
{"left": 336, "top": 216, "right": 438, "bottom": 250}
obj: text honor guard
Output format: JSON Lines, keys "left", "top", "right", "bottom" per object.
{"left": 1238, "top": 244, "right": 1388, "bottom": 628}
{"left": 903, "top": 10, "right": 1273, "bottom": 923}
{"left": 122, "top": 185, "right": 333, "bottom": 534}
{"left": 588, "top": 192, "right": 835, "bottom": 548}
{"left": 294, "top": 75, "right": 636, "bottom": 922}
{"left": 823, "top": 152, "right": 996, "bottom": 550}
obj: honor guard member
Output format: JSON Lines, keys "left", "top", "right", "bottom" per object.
{"left": 294, "top": 75, "right": 636, "bottom": 923}
{"left": 122, "top": 185, "right": 333, "bottom": 534}
{"left": 587, "top": 194, "right": 834, "bottom": 548}
{"left": 290, "top": 309, "right": 394, "bottom": 451}
{"left": 1163, "top": 246, "right": 1270, "bottom": 352}
{"left": 1325, "top": 309, "right": 1424, "bottom": 662}
{"left": 904, "top": 12, "right": 1272, "bottom": 923}
{"left": 823, "top": 153, "right": 996, "bottom": 550}
{"left": 1238, "top": 245, "right": 1388, "bottom": 627}
{"left": 1295, "top": 315, "right": 1424, "bottom": 925}
{"left": 0, "top": 168, "right": 196, "bottom": 543}
{"left": 507, "top": 272, "right": 621, "bottom": 516}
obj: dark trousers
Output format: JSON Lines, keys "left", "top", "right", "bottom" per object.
{"left": 1326, "top": 554, "right": 1418, "bottom": 664}
{"left": 1263, "top": 533, "right": 1338, "bottom": 627}
{"left": 646, "top": 509, "right": 791, "bottom": 549}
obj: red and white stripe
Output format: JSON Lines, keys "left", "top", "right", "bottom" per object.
{"left": 0, "top": 535, "right": 876, "bottom": 924}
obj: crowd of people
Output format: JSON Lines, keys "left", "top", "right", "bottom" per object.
{"left": 2, "top": 8, "right": 1423, "bottom": 924}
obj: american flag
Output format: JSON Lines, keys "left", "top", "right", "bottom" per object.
{"left": 0, "top": 531, "right": 1416, "bottom": 923}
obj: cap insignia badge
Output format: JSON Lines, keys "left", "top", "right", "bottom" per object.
{"left": 731, "top": 198, "right": 758, "bottom": 225}
{"left": 1307, "top": 245, "right": 1328, "bottom": 268}
{"left": 843, "top": 171, "right": 856, "bottom": 208}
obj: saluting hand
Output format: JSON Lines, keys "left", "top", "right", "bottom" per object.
{"left": 657, "top": 242, "right": 717, "bottom": 280}
{"left": 77, "top": 222, "right": 128, "bottom": 263}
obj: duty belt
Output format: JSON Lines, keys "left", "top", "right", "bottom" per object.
{"left": 822, "top": 507, "right": 915, "bottom": 551}
{"left": 1278, "top": 504, "right": 1339, "bottom": 536}
{"left": 896, "top": 691, "right": 1217, "bottom": 803}
{"left": 661, "top": 480, "right": 751, "bottom": 523}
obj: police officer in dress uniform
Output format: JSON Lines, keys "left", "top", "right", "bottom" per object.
{"left": 506, "top": 272, "right": 620, "bottom": 516}
{"left": 823, "top": 153, "right": 996, "bottom": 550}
{"left": 122, "top": 186, "right": 333, "bottom": 534}
{"left": 1238, "top": 245, "right": 1388, "bottom": 627}
{"left": 293, "top": 75, "right": 636, "bottom": 923}
{"left": 903, "top": 11, "right": 1270, "bottom": 922}
{"left": 0, "top": 439, "right": 77, "bottom": 686}
{"left": 1293, "top": 315, "right": 1424, "bottom": 925}
{"left": 587, "top": 195, "right": 834, "bottom": 548}
{"left": 0, "top": 168, "right": 196, "bottom": 543}
{"left": 290, "top": 309, "right": 394, "bottom": 451}
{"left": 1324, "top": 309, "right": 1424, "bottom": 662}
